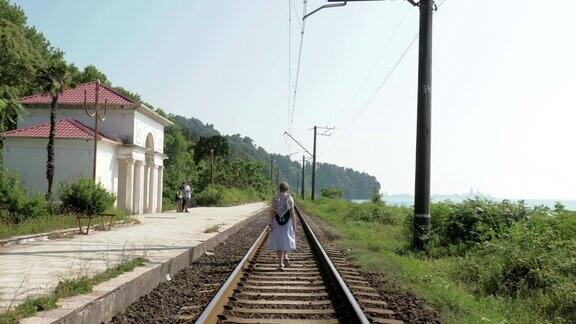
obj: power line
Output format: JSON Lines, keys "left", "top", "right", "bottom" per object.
{"left": 288, "top": 0, "right": 292, "bottom": 154}
{"left": 292, "top": 0, "right": 302, "bottom": 29}
{"left": 289, "top": 0, "right": 308, "bottom": 133}
{"left": 320, "top": 0, "right": 449, "bottom": 158}
{"left": 320, "top": 34, "right": 419, "bottom": 157}
{"left": 331, "top": 6, "right": 411, "bottom": 127}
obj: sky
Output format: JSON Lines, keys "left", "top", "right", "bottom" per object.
{"left": 12, "top": 0, "right": 576, "bottom": 200}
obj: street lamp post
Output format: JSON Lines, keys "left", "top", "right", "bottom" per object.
{"left": 84, "top": 80, "right": 107, "bottom": 182}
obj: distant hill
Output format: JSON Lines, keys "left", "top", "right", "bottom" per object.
{"left": 171, "top": 114, "right": 380, "bottom": 199}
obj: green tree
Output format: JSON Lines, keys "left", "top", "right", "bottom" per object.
{"left": 70, "top": 64, "right": 111, "bottom": 86}
{"left": 0, "top": 0, "right": 26, "bottom": 27}
{"left": 0, "top": 18, "right": 42, "bottom": 131}
{"left": 162, "top": 126, "right": 196, "bottom": 202}
{"left": 37, "top": 53, "right": 73, "bottom": 199}
{"left": 371, "top": 188, "right": 383, "bottom": 204}
{"left": 193, "top": 135, "right": 229, "bottom": 163}
{"left": 111, "top": 86, "right": 141, "bottom": 102}
{"left": 0, "top": 86, "right": 27, "bottom": 133}
{"left": 554, "top": 201, "right": 566, "bottom": 213}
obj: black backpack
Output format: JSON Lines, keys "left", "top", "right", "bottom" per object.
{"left": 274, "top": 209, "right": 291, "bottom": 225}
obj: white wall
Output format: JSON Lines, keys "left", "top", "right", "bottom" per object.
{"left": 96, "top": 142, "right": 119, "bottom": 196}
{"left": 2, "top": 138, "right": 93, "bottom": 195}
{"left": 19, "top": 108, "right": 134, "bottom": 144}
{"left": 133, "top": 111, "right": 164, "bottom": 154}
{"left": 2, "top": 138, "right": 119, "bottom": 199}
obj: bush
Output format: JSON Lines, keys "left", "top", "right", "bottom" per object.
{"left": 0, "top": 169, "right": 49, "bottom": 223}
{"left": 58, "top": 178, "right": 115, "bottom": 215}
{"left": 408, "top": 197, "right": 531, "bottom": 257}
{"left": 21, "top": 195, "right": 50, "bottom": 220}
{"left": 457, "top": 212, "right": 576, "bottom": 321}
{"left": 195, "top": 184, "right": 224, "bottom": 206}
{"left": 320, "top": 187, "right": 343, "bottom": 199}
{"left": 346, "top": 201, "right": 408, "bottom": 225}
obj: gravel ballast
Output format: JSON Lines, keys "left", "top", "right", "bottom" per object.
{"left": 302, "top": 212, "right": 442, "bottom": 324}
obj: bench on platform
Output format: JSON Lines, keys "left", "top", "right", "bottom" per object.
{"left": 76, "top": 213, "right": 116, "bottom": 234}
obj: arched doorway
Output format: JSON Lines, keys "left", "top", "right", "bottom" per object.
{"left": 145, "top": 133, "right": 154, "bottom": 152}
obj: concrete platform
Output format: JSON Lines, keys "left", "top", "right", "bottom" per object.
{"left": 0, "top": 202, "right": 267, "bottom": 316}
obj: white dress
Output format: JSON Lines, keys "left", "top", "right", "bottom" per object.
{"left": 268, "top": 193, "right": 296, "bottom": 252}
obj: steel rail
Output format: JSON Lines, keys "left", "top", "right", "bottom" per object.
{"left": 296, "top": 206, "right": 370, "bottom": 324}
{"left": 195, "top": 225, "right": 269, "bottom": 323}
{"left": 196, "top": 206, "right": 371, "bottom": 324}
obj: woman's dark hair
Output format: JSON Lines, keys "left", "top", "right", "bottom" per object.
{"left": 279, "top": 182, "right": 290, "bottom": 192}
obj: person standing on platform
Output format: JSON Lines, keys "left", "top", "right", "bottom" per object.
{"left": 268, "top": 182, "right": 296, "bottom": 270}
{"left": 182, "top": 181, "right": 191, "bottom": 213}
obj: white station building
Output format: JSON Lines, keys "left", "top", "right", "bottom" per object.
{"left": 0, "top": 82, "right": 173, "bottom": 214}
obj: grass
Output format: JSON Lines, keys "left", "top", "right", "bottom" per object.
{"left": 298, "top": 198, "right": 553, "bottom": 324}
{"left": 204, "top": 225, "right": 220, "bottom": 233}
{"left": 0, "top": 207, "right": 131, "bottom": 240}
{"left": 0, "top": 257, "right": 147, "bottom": 323}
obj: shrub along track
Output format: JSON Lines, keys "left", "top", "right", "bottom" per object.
{"left": 301, "top": 211, "right": 441, "bottom": 324}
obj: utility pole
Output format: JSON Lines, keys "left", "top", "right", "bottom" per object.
{"left": 270, "top": 156, "right": 274, "bottom": 182}
{"left": 84, "top": 80, "right": 107, "bottom": 182}
{"left": 210, "top": 149, "right": 214, "bottom": 184}
{"left": 302, "top": 0, "right": 436, "bottom": 250}
{"left": 296, "top": 172, "right": 300, "bottom": 195}
{"left": 413, "top": 0, "right": 434, "bottom": 251}
{"left": 311, "top": 126, "right": 317, "bottom": 200}
{"left": 310, "top": 126, "right": 334, "bottom": 201}
{"left": 301, "top": 155, "right": 305, "bottom": 199}
{"left": 276, "top": 167, "right": 280, "bottom": 184}
{"left": 283, "top": 128, "right": 331, "bottom": 200}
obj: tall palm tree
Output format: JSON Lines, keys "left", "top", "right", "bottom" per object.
{"left": 37, "top": 57, "right": 72, "bottom": 200}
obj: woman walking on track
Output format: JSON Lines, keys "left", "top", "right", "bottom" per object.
{"left": 268, "top": 182, "right": 296, "bottom": 270}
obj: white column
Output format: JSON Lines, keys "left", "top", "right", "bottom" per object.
{"left": 156, "top": 166, "right": 164, "bottom": 213}
{"left": 124, "top": 159, "right": 134, "bottom": 214}
{"left": 143, "top": 163, "right": 150, "bottom": 213}
{"left": 133, "top": 161, "right": 144, "bottom": 214}
{"left": 148, "top": 164, "right": 158, "bottom": 213}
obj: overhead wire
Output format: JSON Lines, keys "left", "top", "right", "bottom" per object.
{"left": 292, "top": 0, "right": 302, "bottom": 29}
{"left": 330, "top": 6, "right": 411, "bottom": 128}
{"left": 288, "top": 0, "right": 292, "bottom": 155}
{"left": 320, "top": 33, "right": 418, "bottom": 157}
{"left": 289, "top": 0, "right": 308, "bottom": 134}
{"left": 319, "top": 0, "right": 449, "bottom": 158}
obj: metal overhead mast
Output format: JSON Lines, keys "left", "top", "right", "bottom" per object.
{"left": 284, "top": 127, "right": 333, "bottom": 201}
{"left": 304, "top": 0, "right": 436, "bottom": 250}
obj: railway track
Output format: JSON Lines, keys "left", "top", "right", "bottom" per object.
{"left": 195, "top": 207, "right": 402, "bottom": 324}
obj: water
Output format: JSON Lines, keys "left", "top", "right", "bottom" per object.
{"left": 352, "top": 196, "right": 576, "bottom": 211}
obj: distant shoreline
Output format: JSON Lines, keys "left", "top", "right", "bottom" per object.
{"left": 352, "top": 196, "right": 576, "bottom": 210}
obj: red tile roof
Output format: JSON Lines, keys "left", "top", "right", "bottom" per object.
{"left": 20, "top": 82, "right": 137, "bottom": 107}
{"left": 0, "top": 118, "right": 120, "bottom": 144}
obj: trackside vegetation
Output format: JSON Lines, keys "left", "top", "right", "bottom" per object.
{"left": 0, "top": 257, "right": 147, "bottom": 323}
{"left": 0, "top": 173, "right": 123, "bottom": 239}
{"left": 299, "top": 197, "right": 576, "bottom": 323}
